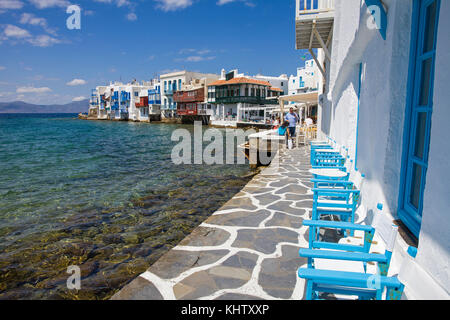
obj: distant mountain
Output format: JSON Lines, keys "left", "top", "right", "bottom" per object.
{"left": 0, "top": 99, "right": 89, "bottom": 113}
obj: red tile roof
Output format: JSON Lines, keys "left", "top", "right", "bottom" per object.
{"left": 208, "top": 77, "right": 272, "bottom": 87}
{"left": 270, "top": 87, "right": 283, "bottom": 92}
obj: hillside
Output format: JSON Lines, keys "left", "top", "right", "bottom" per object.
{"left": 0, "top": 99, "right": 89, "bottom": 113}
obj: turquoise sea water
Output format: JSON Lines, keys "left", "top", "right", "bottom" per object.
{"left": 0, "top": 114, "right": 253, "bottom": 299}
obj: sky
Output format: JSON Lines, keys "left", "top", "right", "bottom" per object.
{"left": 0, "top": 0, "right": 311, "bottom": 104}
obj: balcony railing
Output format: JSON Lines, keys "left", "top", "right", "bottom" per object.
{"left": 215, "top": 96, "right": 279, "bottom": 105}
{"left": 296, "top": 0, "right": 334, "bottom": 19}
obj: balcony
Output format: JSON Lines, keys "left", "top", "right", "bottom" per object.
{"left": 173, "top": 89, "right": 205, "bottom": 104}
{"left": 215, "top": 96, "right": 278, "bottom": 105}
{"left": 164, "top": 89, "right": 174, "bottom": 95}
{"left": 135, "top": 97, "right": 149, "bottom": 108}
{"left": 296, "top": 0, "right": 334, "bottom": 50}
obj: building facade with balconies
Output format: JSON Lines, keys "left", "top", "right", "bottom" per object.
{"left": 173, "top": 77, "right": 218, "bottom": 124}
{"left": 91, "top": 80, "right": 157, "bottom": 121}
{"left": 160, "top": 71, "right": 219, "bottom": 119}
{"left": 207, "top": 70, "right": 281, "bottom": 126}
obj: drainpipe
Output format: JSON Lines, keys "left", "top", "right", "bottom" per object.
{"left": 355, "top": 63, "right": 363, "bottom": 171}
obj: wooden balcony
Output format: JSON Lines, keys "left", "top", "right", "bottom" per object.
{"left": 295, "top": 0, "right": 334, "bottom": 50}
{"left": 135, "top": 97, "right": 149, "bottom": 108}
{"left": 215, "top": 96, "right": 279, "bottom": 105}
{"left": 173, "top": 88, "right": 205, "bottom": 103}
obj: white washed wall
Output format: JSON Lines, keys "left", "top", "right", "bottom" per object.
{"left": 321, "top": 0, "right": 449, "bottom": 295}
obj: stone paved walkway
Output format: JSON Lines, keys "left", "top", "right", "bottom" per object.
{"left": 112, "top": 147, "right": 313, "bottom": 300}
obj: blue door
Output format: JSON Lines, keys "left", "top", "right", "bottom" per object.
{"left": 399, "top": 0, "right": 440, "bottom": 237}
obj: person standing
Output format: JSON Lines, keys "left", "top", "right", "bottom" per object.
{"left": 284, "top": 108, "right": 299, "bottom": 138}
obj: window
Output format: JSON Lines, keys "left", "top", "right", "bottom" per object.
{"left": 399, "top": 0, "right": 440, "bottom": 238}
{"left": 134, "top": 92, "right": 138, "bottom": 97}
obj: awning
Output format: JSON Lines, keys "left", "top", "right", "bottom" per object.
{"left": 279, "top": 92, "right": 318, "bottom": 103}
{"left": 278, "top": 92, "right": 319, "bottom": 114}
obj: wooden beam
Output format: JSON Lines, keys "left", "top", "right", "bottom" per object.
{"left": 326, "top": 22, "right": 334, "bottom": 47}
{"left": 308, "top": 48, "right": 326, "bottom": 80}
{"left": 313, "top": 25, "right": 331, "bottom": 62}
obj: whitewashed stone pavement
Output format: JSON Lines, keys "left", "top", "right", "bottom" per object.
{"left": 112, "top": 147, "right": 315, "bottom": 300}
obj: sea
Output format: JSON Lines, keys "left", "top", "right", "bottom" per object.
{"left": 0, "top": 113, "right": 253, "bottom": 299}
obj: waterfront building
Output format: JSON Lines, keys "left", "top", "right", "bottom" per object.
{"left": 296, "top": 0, "right": 449, "bottom": 298}
{"left": 91, "top": 80, "right": 157, "bottom": 122}
{"left": 207, "top": 69, "right": 282, "bottom": 127}
{"left": 134, "top": 79, "right": 162, "bottom": 122}
{"left": 173, "top": 77, "right": 218, "bottom": 125}
{"left": 88, "top": 89, "right": 99, "bottom": 119}
{"left": 160, "top": 71, "right": 220, "bottom": 119}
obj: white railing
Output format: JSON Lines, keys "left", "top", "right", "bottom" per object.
{"left": 296, "top": 0, "right": 334, "bottom": 18}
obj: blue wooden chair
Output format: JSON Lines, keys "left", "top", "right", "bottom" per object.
{"left": 298, "top": 204, "right": 404, "bottom": 300}
{"left": 310, "top": 140, "right": 347, "bottom": 167}
{"left": 310, "top": 163, "right": 365, "bottom": 236}
{"left": 298, "top": 268, "right": 404, "bottom": 300}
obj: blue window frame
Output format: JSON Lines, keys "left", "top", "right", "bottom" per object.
{"left": 399, "top": 0, "right": 440, "bottom": 238}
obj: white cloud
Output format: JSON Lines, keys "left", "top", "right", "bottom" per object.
{"left": 94, "top": 0, "right": 132, "bottom": 8}
{"left": 28, "top": 0, "right": 69, "bottom": 9}
{"left": 28, "top": 34, "right": 60, "bottom": 47}
{"left": 20, "top": 13, "right": 57, "bottom": 36}
{"left": 176, "top": 55, "right": 216, "bottom": 62}
{"left": 0, "top": 66, "right": 5, "bottom": 70}
{"left": 66, "top": 78, "right": 87, "bottom": 86}
{"left": 1, "top": 25, "right": 60, "bottom": 47}
{"left": 126, "top": 12, "right": 137, "bottom": 21}
{"left": 155, "top": 0, "right": 193, "bottom": 12}
{"left": 0, "top": 0, "right": 23, "bottom": 9}
{"left": 217, "top": 0, "right": 255, "bottom": 7}
{"left": 16, "top": 86, "right": 52, "bottom": 93}
{"left": 2, "top": 24, "right": 30, "bottom": 38}
{"left": 176, "top": 48, "right": 216, "bottom": 62}
{"left": 94, "top": 0, "right": 136, "bottom": 20}
{"left": 72, "top": 96, "right": 86, "bottom": 102}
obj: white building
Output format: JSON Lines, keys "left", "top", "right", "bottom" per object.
{"left": 296, "top": 0, "right": 449, "bottom": 298}
{"left": 160, "top": 71, "right": 219, "bottom": 119}
{"left": 92, "top": 80, "right": 158, "bottom": 122}
{"left": 253, "top": 73, "right": 289, "bottom": 95}
{"left": 206, "top": 69, "right": 284, "bottom": 127}
{"left": 288, "top": 59, "right": 320, "bottom": 95}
